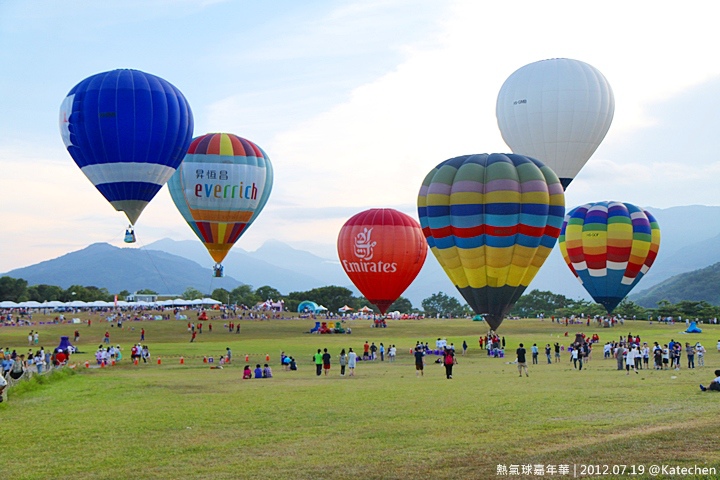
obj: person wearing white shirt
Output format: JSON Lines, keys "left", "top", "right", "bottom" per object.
{"left": 695, "top": 343, "right": 706, "bottom": 367}
{"left": 626, "top": 346, "right": 638, "bottom": 374}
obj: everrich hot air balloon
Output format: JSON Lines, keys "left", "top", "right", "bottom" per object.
{"left": 168, "top": 133, "right": 273, "bottom": 276}
{"left": 558, "top": 201, "right": 660, "bottom": 314}
{"left": 59, "top": 69, "right": 194, "bottom": 237}
{"left": 417, "top": 154, "right": 565, "bottom": 330}
{"left": 496, "top": 58, "right": 614, "bottom": 190}
{"left": 337, "top": 209, "right": 427, "bottom": 314}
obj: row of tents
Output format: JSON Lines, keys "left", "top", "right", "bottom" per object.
{"left": 0, "top": 298, "right": 223, "bottom": 309}
{"left": 297, "top": 301, "right": 374, "bottom": 314}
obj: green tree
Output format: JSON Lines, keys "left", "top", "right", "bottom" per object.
{"left": 288, "top": 286, "right": 355, "bottom": 312}
{"left": 61, "top": 285, "right": 112, "bottom": 302}
{"left": 388, "top": 296, "right": 412, "bottom": 313}
{"left": 211, "top": 288, "right": 231, "bottom": 305}
{"left": 182, "top": 287, "right": 204, "bottom": 300}
{"left": 421, "top": 292, "right": 466, "bottom": 317}
{"left": 27, "top": 284, "right": 64, "bottom": 302}
{"left": 231, "top": 284, "right": 260, "bottom": 307}
{"left": 656, "top": 299, "right": 681, "bottom": 318}
{"left": 0, "top": 276, "right": 28, "bottom": 302}
{"left": 136, "top": 289, "right": 158, "bottom": 295}
{"left": 613, "top": 299, "right": 647, "bottom": 319}
{"left": 510, "top": 290, "right": 570, "bottom": 317}
{"left": 255, "top": 285, "right": 282, "bottom": 301}
{"left": 118, "top": 290, "right": 131, "bottom": 299}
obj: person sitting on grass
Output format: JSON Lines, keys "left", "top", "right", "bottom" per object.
{"left": 254, "top": 364, "right": 263, "bottom": 379}
{"left": 262, "top": 364, "right": 272, "bottom": 378}
{"left": 243, "top": 365, "right": 252, "bottom": 379}
{"left": 700, "top": 370, "right": 720, "bottom": 391}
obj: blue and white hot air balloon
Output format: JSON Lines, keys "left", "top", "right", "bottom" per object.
{"left": 60, "top": 69, "right": 194, "bottom": 237}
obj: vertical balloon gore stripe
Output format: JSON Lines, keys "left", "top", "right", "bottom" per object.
{"left": 226, "top": 223, "right": 247, "bottom": 244}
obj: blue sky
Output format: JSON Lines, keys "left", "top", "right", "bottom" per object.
{"left": 1, "top": 0, "right": 720, "bottom": 272}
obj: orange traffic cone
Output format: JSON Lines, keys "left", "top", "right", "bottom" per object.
{"left": 134, "top": 358, "right": 139, "bottom": 366}
{"left": 180, "top": 356, "right": 185, "bottom": 365}
{"left": 111, "top": 359, "right": 116, "bottom": 366}
{"left": 203, "top": 356, "right": 208, "bottom": 363}
{"left": 265, "top": 353, "right": 270, "bottom": 362}
{"left": 85, "top": 361, "right": 89, "bottom": 368}
{"left": 157, "top": 357, "right": 162, "bottom": 365}
{"left": 100, "top": 361, "right": 105, "bottom": 368}
{"left": 245, "top": 354, "right": 249, "bottom": 362}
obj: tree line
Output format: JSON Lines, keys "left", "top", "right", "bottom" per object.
{"left": 2, "top": 276, "right": 715, "bottom": 319}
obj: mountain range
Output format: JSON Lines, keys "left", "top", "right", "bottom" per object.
{"left": 2, "top": 205, "right": 720, "bottom": 308}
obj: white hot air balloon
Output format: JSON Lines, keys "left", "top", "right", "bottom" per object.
{"left": 496, "top": 58, "right": 614, "bottom": 190}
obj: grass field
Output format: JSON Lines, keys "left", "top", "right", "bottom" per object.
{"left": 1, "top": 312, "right": 720, "bottom": 479}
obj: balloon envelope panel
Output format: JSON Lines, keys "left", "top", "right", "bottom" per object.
{"left": 60, "top": 69, "right": 194, "bottom": 225}
{"left": 418, "top": 153, "right": 565, "bottom": 330}
{"left": 496, "top": 58, "right": 614, "bottom": 189}
{"left": 337, "top": 209, "right": 427, "bottom": 314}
{"left": 558, "top": 201, "right": 661, "bottom": 314}
{"left": 168, "top": 133, "right": 273, "bottom": 264}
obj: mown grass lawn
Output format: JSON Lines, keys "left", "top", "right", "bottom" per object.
{"left": 1, "top": 313, "right": 719, "bottom": 479}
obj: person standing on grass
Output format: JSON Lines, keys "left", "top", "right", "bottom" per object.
{"left": 686, "top": 342, "right": 695, "bottom": 369}
{"left": 389, "top": 345, "right": 396, "bottom": 362}
{"left": 339, "top": 349, "right": 347, "bottom": 376}
{"left": 696, "top": 343, "right": 706, "bottom": 367}
{"left": 571, "top": 345, "right": 581, "bottom": 370}
{"left": 322, "top": 348, "right": 331, "bottom": 376}
{"left": 443, "top": 347, "right": 455, "bottom": 379}
{"left": 379, "top": 343, "right": 385, "bottom": 361}
{"left": 462, "top": 340, "right": 468, "bottom": 356}
{"left": 190, "top": 331, "right": 197, "bottom": 343}
{"left": 363, "top": 341, "right": 370, "bottom": 360}
{"left": 347, "top": 348, "right": 357, "bottom": 376}
{"left": 554, "top": 343, "right": 561, "bottom": 363}
{"left": 531, "top": 343, "right": 539, "bottom": 364}
{"left": 141, "top": 328, "right": 145, "bottom": 342}
{"left": 545, "top": 344, "right": 552, "bottom": 364}
{"left": 626, "top": 345, "right": 638, "bottom": 375}
{"left": 314, "top": 349, "right": 323, "bottom": 376}
{"left": 516, "top": 343, "right": 528, "bottom": 377}
{"left": 414, "top": 346, "right": 425, "bottom": 377}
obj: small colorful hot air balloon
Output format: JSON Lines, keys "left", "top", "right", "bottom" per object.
{"left": 337, "top": 208, "right": 427, "bottom": 314}
{"left": 496, "top": 58, "right": 614, "bottom": 190}
{"left": 59, "top": 69, "right": 194, "bottom": 235}
{"left": 418, "top": 153, "right": 565, "bottom": 330}
{"left": 168, "top": 133, "right": 273, "bottom": 276}
{"left": 558, "top": 201, "right": 660, "bottom": 314}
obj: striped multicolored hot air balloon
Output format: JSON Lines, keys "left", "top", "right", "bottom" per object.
{"left": 168, "top": 133, "right": 273, "bottom": 274}
{"left": 60, "top": 69, "right": 194, "bottom": 228}
{"left": 558, "top": 202, "right": 661, "bottom": 314}
{"left": 417, "top": 153, "right": 565, "bottom": 330}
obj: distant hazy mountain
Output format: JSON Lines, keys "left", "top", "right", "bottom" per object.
{"left": 630, "top": 262, "right": 720, "bottom": 307}
{"left": 2, "top": 243, "right": 242, "bottom": 294}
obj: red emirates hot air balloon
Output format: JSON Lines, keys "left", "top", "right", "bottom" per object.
{"left": 337, "top": 208, "right": 427, "bottom": 313}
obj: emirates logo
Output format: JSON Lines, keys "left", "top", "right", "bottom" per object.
{"left": 353, "top": 228, "right": 377, "bottom": 261}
